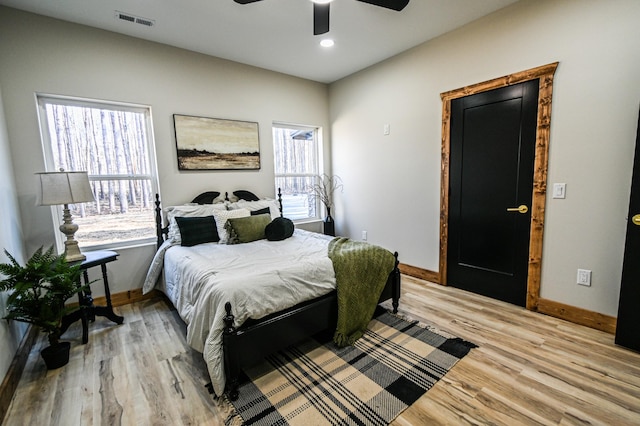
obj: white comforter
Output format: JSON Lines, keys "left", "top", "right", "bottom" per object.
{"left": 142, "top": 229, "right": 336, "bottom": 395}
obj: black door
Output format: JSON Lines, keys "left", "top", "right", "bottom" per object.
{"left": 448, "top": 80, "right": 539, "bottom": 306}
{"left": 616, "top": 109, "right": 640, "bottom": 352}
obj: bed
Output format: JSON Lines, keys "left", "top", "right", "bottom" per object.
{"left": 143, "top": 190, "right": 401, "bottom": 400}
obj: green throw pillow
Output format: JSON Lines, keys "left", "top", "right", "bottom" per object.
{"left": 225, "top": 213, "right": 271, "bottom": 244}
{"left": 175, "top": 216, "right": 219, "bottom": 246}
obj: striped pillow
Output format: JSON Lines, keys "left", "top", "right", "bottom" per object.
{"left": 174, "top": 216, "right": 218, "bottom": 247}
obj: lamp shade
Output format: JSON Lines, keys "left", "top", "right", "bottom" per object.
{"left": 36, "top": 171, "right": 95, "bottom": 206}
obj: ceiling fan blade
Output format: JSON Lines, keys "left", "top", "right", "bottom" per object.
{"left": 356, "top": 0, "right": 409, "bottom": 11}
{"left": 313, "top": 2, "right": 330, "bottom": 35}
{"left": 234, "top": 0, "right": 263, "bottom": 4}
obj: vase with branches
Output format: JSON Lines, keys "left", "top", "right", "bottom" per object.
{"left": 309, "top": 174, "right": 343, "bottom": 236}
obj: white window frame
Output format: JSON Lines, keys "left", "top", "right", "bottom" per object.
{"left": 36, "top": 93, "right": 160, "bottom": 252}
{"left": 272, "top": 122, "right": 325, "bottom": 223}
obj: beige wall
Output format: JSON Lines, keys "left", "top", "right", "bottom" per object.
{"left": 0, "top": 86, "right": 28, "bottom": 386}
{"left": 329, "top": 0, "right": 640, "bottom": 316}
{"left": 1, "top": 0, "right": 639, "bottom": 385}
{"left": 0, "top": 7, "right": 329, "bottom": 298}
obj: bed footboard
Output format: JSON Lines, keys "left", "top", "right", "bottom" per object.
{"left": 222, "top": 253, "right": 400, "bottom": 400}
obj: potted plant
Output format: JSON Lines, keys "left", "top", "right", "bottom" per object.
{"left": 309, "top": 174, "right": 343, "bottom": 236}
{"left": 0, "top": 246, "right": 85, "bottom": 369}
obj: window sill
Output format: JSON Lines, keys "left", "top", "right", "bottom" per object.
{"left": 80, "top": 238, "right": 157, "bottom": 253}
{"left": 293, "top": 218, "right": 323, "bottom": 225}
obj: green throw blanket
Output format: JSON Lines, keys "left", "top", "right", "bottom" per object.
{"left": 328, "top": 237, "right": 396, "bottom": 347}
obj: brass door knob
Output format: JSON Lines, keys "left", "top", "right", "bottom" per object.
{"left": 632, "top": 214, "right": 640, "bottom": 226}
{"left": 506, "top": 205, "right": 529, "bottom": 214}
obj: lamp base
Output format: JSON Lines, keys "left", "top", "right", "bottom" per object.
{"left": 64, "top": 240, "right": 86, "bottom": 262}
{"left": 60, "top": 204, "right": 86, "bottom": 263}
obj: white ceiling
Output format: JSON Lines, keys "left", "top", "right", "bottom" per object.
{"left": 0, "top": 0, "right": 520, "bottom": 83}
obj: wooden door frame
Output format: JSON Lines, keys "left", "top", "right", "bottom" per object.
{"left": 439, "top": 62, "right": 558, "bottom": 311}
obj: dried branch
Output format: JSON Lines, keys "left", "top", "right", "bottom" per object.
{"left": 309, "top": 174, "right": 343, "bottom": 209}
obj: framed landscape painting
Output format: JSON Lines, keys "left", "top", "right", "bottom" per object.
{"left": 173, "top": 114, "right": 260, "bottom": 170}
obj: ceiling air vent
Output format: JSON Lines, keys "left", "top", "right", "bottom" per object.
{"left": 115, "top": 11, "right": 155, "bottom": 28}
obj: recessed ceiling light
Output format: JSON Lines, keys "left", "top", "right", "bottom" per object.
{"left": 320, "top": 39, "right": 335, "bottom": 47}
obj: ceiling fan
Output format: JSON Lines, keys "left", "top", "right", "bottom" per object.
{"left": 233, "top": 0, "right": 410, "bottom": 35}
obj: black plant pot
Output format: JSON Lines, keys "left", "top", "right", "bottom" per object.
{"left": 41, "top": 341, "right": 71, "bottom": 370}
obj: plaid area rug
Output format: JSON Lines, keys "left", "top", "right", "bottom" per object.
{"left": 225, "top": 312, "right": 477, "bottom": 425}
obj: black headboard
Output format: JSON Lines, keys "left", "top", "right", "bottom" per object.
{"left": 191, "top": 191, "right": 221, "bottom": 204}
{"left": 154, "top": 189, "right": 284, "bottom": 248}
{"left": 232, "top": 190, "right": 260, "bottom": 202}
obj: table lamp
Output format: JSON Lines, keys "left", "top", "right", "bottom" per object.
{"left": 36, "top": 170, "right": 95, "bottom": 262}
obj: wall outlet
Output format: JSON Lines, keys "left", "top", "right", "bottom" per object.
{"left": 577, "top": 269, "right": 592, "bottom": 286}
{"left": 362, "top": 230, "right": 367, "bottom": 241}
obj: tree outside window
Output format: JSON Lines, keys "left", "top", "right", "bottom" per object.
{"left": 37, "top": 95, "right": 159, "bottom": 249}
{"left": 272, "top": 124, "right": 322, "bottom": 221}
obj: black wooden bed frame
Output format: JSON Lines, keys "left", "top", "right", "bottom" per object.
{"left": 154, "top": 190, "right": 401, "bottom": 400}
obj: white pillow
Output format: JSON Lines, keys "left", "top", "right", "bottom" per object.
{"left": 212, "top": 208, "right": 251, "bottom": 243}
{"left": 165, "top": 203, "right": 228, "bottom": 243}
{"left": 227, "top": 199, "right": 281, "bottom": 220}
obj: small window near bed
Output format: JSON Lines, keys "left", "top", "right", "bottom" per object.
{"left": 36, "top": 94, "right": 159, "bottom": 250}
{"left": 272, "top": 123, "right": 322, "bottom": 221}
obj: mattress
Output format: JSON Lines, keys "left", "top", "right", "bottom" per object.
{"left": 142, "top": 229, "right": 337, "bottom": 395}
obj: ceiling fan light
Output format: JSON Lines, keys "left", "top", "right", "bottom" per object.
{"left": 320, "top": 39, "right": 335, "bottom": 47}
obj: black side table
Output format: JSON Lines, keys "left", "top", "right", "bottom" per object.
{"left": 60, "top": 250, "right": 124, "bottom": 344}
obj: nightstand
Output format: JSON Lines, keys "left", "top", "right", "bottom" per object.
{"left": 60, "top": 250, "right": 124, "bottom": 343}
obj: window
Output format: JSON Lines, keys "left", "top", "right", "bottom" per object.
{"left": 37, "top": 95, "right": 159, "bottom": 250}
{"left": 272, "top": 123, "right": 322, "bottom": 221}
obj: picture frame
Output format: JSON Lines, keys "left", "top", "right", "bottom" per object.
{"left": 173, "top": 114, "right": 260, "bottom": 170}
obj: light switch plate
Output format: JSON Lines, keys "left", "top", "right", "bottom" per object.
{"left": 553, "top": 183, "right": 566, "bottom": 199}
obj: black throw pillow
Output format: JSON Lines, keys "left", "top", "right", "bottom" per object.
{"left": 265, "top": 217, "right": 295, "bottom": 241}
{"left": 175, "top": 216, "right": 219, "bottom": 246}
{"left": 250, "top": 207, "right": 271, "bottom": 216}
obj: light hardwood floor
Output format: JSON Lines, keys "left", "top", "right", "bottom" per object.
{"left": 3, "top": 276, "right": 640, "bottom": 425}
